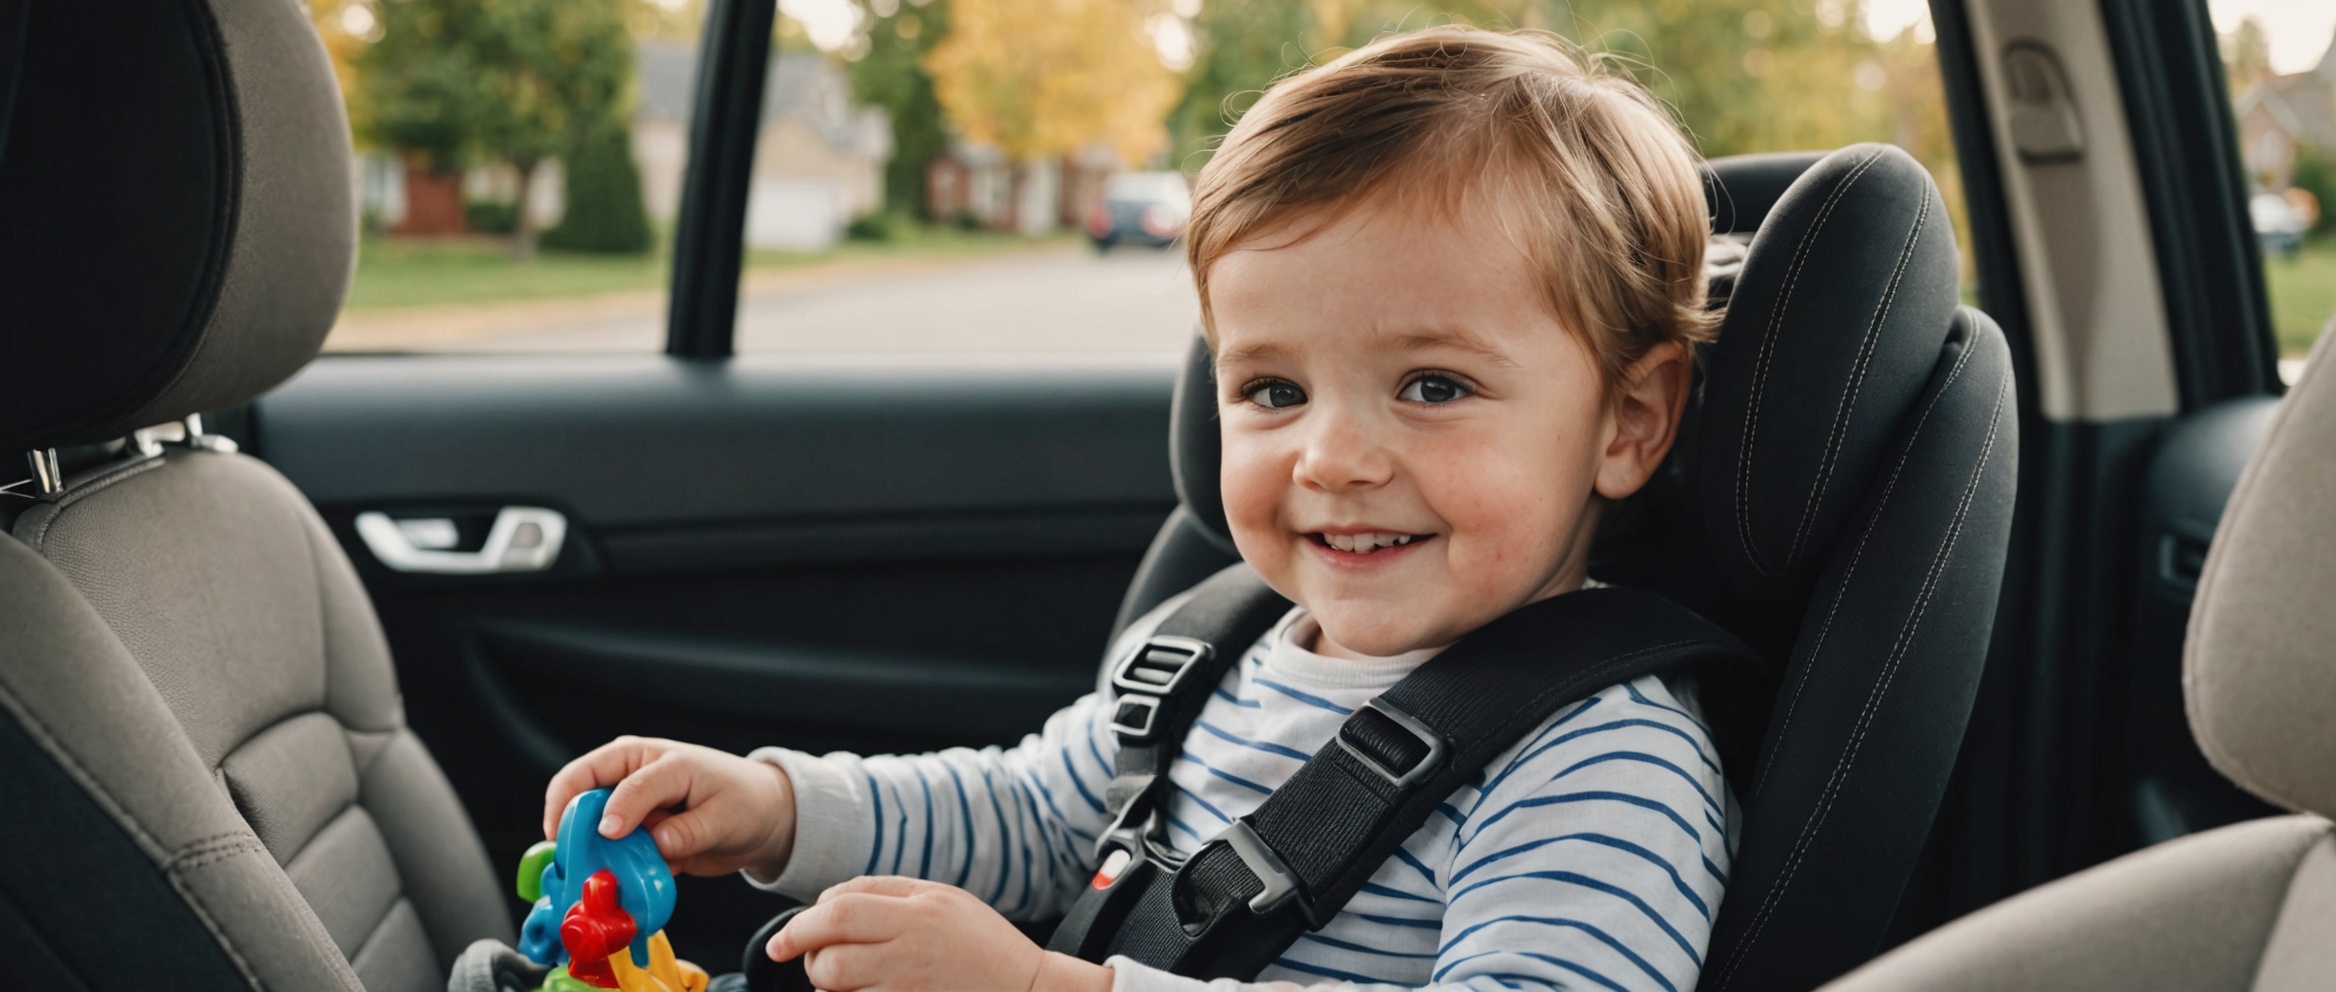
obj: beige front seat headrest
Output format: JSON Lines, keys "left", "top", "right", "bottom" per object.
{"left": 2187, "top": 323, "right": 2336, "bottom": 818}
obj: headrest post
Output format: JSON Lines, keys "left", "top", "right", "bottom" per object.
{"left": 182, "top": 414, "right": 204, "bottom": 439}
{"left": 180, "top": 413, "right": 237, "bottom": 454}
{"left": 26, "top": 449, "right": 62, "bottom": 496}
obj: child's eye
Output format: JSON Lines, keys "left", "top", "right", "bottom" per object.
{"left": 1243, "top": 380, "right": 1308, "bottom": 409}
{"left": 1398, "top": 374, "right": 1472, "bottom": 404}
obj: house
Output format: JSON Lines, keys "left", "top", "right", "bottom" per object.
{"left": 924, "top": 140, "right": 1123, "bottom": 235}
{"left": 635, "top": 41, "right": 892, "bottom": 252}
{"left": 2235, "top": 29, "right": 2336, "bottom": 191}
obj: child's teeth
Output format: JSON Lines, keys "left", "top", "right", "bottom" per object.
{"left": 1322, "top": 532, "right": 1418, "bottom": 553}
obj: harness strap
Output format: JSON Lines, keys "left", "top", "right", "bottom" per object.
{"left": 1052, "top": 574, "right": 1767, "bottom": 981}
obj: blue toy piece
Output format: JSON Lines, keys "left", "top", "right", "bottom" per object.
{"left": 516, "top": 788, "right": 678, "bottom": 969}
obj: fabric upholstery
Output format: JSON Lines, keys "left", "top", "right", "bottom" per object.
{"left": 0, "top": 533, "right": 364, "bottom": 991}
{"left": 1130, "top": 144, "right": 2017, "bottom": 991}
{"left": 1821, "top": 815, "right": 2333, "bottom": 992}
{"left": 2186, "top": 328, "right": 2336, "bottom": 819}
{"left": 11, "top": 448, "right": 514, "bottom": 987}
{"left": 0, "top": 0, "right": 353, "bottom": 452}
{"left": 1704, "top": 151, "right": 1828, "bottom": 236}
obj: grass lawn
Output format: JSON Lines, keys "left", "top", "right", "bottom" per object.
{"left": 2265, "top": 235, "right": 2336, "bottom": 357}
{"left": 345, "top": 225, "right": 1079, "bottom": 312}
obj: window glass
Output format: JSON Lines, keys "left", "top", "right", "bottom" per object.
{"left": 734, "top": 0, "right": 1971, "bottom": 360}
{"left": 2213, "top": 1, "right": 2336, "bottom": 382}
{"left": 311, "top": 0, "right": 706, "bottom": 353}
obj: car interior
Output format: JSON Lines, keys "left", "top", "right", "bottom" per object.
{"left": 0, "top": 0, "right": 2323, "bottom": 991}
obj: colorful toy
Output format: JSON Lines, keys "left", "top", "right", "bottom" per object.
{"left": 518, "top": 789, "right": 710, "bottom": 992}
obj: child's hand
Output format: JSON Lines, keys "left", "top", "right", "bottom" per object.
{"left": 769, "top": 877, "right": 1112, "bottom": 992}
{"left": 542, "top": 736, "right": 796, "bottom": 878}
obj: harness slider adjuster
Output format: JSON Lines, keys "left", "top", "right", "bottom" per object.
{"left": 1335, "top": 699, "right": 1448, "bottom": 790}
{"left": 1111, "top": 635, "right": 1215, "bottom": 696}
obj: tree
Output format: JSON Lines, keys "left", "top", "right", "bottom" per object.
{"left": 925, "top": 0, "right": 1181, "bottom": 166}
{"left": 542, "top": 123, "right": 655, "bottom": 253}
{"left": 1166, "top": 0, "right": 1314, "bottom": 170}
{"left": 847, "top": 0, "right": 955, "bottom": 217}
{"left": 356, "top": 0, "right": 639, "bottom": 259}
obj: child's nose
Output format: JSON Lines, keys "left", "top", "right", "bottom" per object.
{"left": 1292, "top": 415, "right": 1395, "bottom": 493}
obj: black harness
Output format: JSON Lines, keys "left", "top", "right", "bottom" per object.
{"left": 1046, "top": 565, "right": 1767, "bottom": 980}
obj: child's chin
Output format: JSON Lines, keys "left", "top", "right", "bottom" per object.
{"left": 1313, "top": 614, "right": 1436, "bottom": 658}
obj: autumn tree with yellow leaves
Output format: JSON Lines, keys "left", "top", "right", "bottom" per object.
{"left": 924, "top": 0, "right": 1181, "bottom": 169}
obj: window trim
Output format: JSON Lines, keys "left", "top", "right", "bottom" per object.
{"left": 664, "top": 0, "right": 776, "bottom": 359}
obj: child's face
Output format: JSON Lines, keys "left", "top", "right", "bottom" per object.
{"left": 1208, "top": 198, "right": 1679, "bottom": 659}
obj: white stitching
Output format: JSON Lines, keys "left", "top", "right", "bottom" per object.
{"left": 1785, "top": 191, "right": 1932, "bottom": 569}
{"left": 1733, "top": 148, "right": 1889, "bottom": 583}
{"left": 1716, "top": 350, "right": 2009, "bottom": 990}
{"left": 1749, "top": 319, "right": 1980, "bottom": 796}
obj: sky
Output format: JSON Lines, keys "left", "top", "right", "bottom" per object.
{"left": 2209, "top": 0, "right": 2336, "bottom": 75}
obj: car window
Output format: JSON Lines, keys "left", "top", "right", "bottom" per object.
{"left": 311, "top": 0, "right": 706, "bottom": 353}
{"left": 2214, "top": 1, "right": 2336, "bottom": 382}
{"left": 311, "top": 0, "right": 1973, "bottom": 356}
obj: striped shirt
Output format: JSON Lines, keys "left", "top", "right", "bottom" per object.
{"left": 753, "top": 591, "right": 1731, "bottom": 992}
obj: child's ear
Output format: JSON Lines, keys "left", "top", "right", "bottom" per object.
{"left": 1594, "top": 340, "right": 1693, "bottom": 501}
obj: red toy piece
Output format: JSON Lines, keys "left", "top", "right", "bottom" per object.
{"left": 561, "top": 870, "right": 639, "bottom": 989}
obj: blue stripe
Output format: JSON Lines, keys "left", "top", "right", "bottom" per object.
{"left": 1295, "top": 931, "right": 1439, "bottom": 960}
{"left": 941, "top": 763, "right": 978, "bottom": 888}
{"left": 1251, "top": 676, "right": 1354, "bottom": 715}
{"left": 1438, "top": 922, "right": 1673, "bottom": 992}
{"left": 1085, "top": 723, "right": 1114, "bottom": 780}
{"left": 1468, "top": 791, "right": 1702, "bottom": 845}
{"left": 1626, "top": 681, "right": 1710, "bottom": 734}
{"left": 980, "top": 767, "right": 1016, "bottom": 905}
{"left": 1359, "top": 880, "right": 1439, "bottom": 903}
{"left": 1165, "top": 811, "right": 1207, "bottom": 844}
{"left": 1193, "top": 719, "right": 1314, "bottom": 761}
{"left": 1434, "top": 802, "right": 1470, "bottom": 830}
{"left": 1446, "top": 871, "right": 1702, "bottom": 966}
{"left": 1060, "top": 748, "right": 1107, "bottom": 815}
{"left": 1546, "top": 751, "right": 1722, "bottom": 813}
{"left": 1477, "top": 716, "right": 1706, "bottom": 809}
{"left": 1269, "top": 955, "right": 1403, "bottom": 984}
{"left": 1176, "top": 751, "right": 1273, "bottom": 795}
{"left": 861, "top": 771, "right": 886, "bottom": 876}
{"left": 1391, "top": 846, "right": 1439, "bottom": 886}
{"left": 1450, "top": 833, "right": 1710, "bottom": 918}
{"left": 1169, "top": 779, "right": 1234, "bottom": 826}
{"left": 1027, "top": 769, "right": 1099, "bottom": 845}
{"left": 1469, "top": 697, "right": 1608, "bottom": 808}
{"left": 912, "top": 766, "right": 935, "bottom": 878}
{"left": 1211, "top": 685, "right": 1262, "bottom": 709}
{"left": 1704, "top": 856, "right": 1728, "bottom": 885}
{"left": 1353, "top": 911, "right": 1441, "bottom": 930}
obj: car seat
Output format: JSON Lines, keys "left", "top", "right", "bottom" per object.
{"left": 0, "top": 2, "right": 509, "bottom": 990}
{"left": 1821, "top": 332, "right": 2336, "bottom": 992}
{"left": 1115, "top": 144, "right": 2018, "bottom": 991}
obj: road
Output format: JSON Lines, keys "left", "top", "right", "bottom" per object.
{"left": 328, "top": 245, "right": 1202, "bottom": 362}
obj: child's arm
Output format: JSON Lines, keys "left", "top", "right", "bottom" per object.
{"left": 742, "top": 689, "right": 1125, "bottom": 919}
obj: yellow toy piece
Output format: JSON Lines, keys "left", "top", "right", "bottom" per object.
{"left": 601, "top": 930, "right": 708, "bottom": 992}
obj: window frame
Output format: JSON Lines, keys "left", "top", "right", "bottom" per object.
{"left": 664, "top": 0, "right": 777, "bottom": 359}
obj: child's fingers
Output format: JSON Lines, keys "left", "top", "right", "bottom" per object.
{"left": 816, "top": 875, "right": 940, "bottom": 903}
{"left": 542, "top": 736, "right": 663, "bottom": 839}
{"left": 598, "top": 753, "right": 697, "bottom": 840}
{"left": 768, "top": 893, "right": 905, "bottom": 960}
{"left": 801, "top": 943, "right": 884, "bottom": 992}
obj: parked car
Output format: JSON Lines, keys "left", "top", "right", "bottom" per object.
{"left": 2252, "top": 191, "right": 2307, "bottom": 258}
{"left": 1087, "top": 171, "right": 1191, "bottom": 250}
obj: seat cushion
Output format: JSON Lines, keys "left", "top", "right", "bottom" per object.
{"left": 1823, "top": 815, "right": 2333, "bottom": 991}
{"left": 12, "top": 448, "right": 514, "bottom": 986}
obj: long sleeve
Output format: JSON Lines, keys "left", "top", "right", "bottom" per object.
{"left": 747, "top": 690, "right": 1124, "bottom": 920}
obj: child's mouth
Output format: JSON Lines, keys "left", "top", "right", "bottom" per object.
{"left": 1307, "top": 531, "right": 1433, "bottom": 555}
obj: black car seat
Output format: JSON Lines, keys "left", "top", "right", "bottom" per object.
{"left": 1114, "top": 143, "right": 2018, "bottom": 991}
{"left": 0, "top": 2, "right": 510, "bottom": 990}
{"left": 1822, "top": 331, "right": 2336, "bottom": 992}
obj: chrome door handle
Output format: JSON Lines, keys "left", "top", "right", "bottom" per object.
{"left": 354, "top": 506, "right": 567, "bottom": 574}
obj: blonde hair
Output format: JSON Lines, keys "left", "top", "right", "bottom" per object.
{"left": 1187, "top": 25, "right": 1718, "bottom": 394}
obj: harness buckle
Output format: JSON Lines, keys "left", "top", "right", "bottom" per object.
{"left": 1335, "top": 699, "right": 1448, "bottom": 789}
{"left": 1214, "top": 820, "right": 1313, "bottom": 922}
{"left": 1107, "top": 636, "right": 1213, "bottom": 739}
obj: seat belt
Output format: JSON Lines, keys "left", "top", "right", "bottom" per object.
{"left": 1047, "top": 564, "right": 1766, "bottom": 980}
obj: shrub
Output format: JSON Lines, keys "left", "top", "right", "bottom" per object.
{"left": 845, "top": 212, "right": 898, "bottom": 242}
{"left": 464, "top": 200, "right": 519, "bottom": 235}
{"left": 541, "top": 124, "right": 653, "bottom": 255}
{"left": 2293, "top": 146, "right": 2336, "bottom": 236}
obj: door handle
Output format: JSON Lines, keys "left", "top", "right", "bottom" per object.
{"left": 354, "top": 506, "right": 568, "bottom": 574}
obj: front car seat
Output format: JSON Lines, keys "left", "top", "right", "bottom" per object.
{"left": 1823, "top": 332, "right": 2336, "bottom": 992}
{"left": 1114, "top": 144, "right": 2019, "bottom": 990}
{"left": 0, "top": 1, "right": 510, "bottom": 989}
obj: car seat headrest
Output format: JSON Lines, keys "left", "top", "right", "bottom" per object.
{"left": 1704, "top": 151, "right": 1828, "bottom": 236}
{"left": 2185, "top": 326, "right": 2336, "bottom": 820}
{"left": 0, "top": 0, "right": 355, "bottom": 453}
{"left": 1698, "top": 143, "right": 1962, "bottom": 602}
